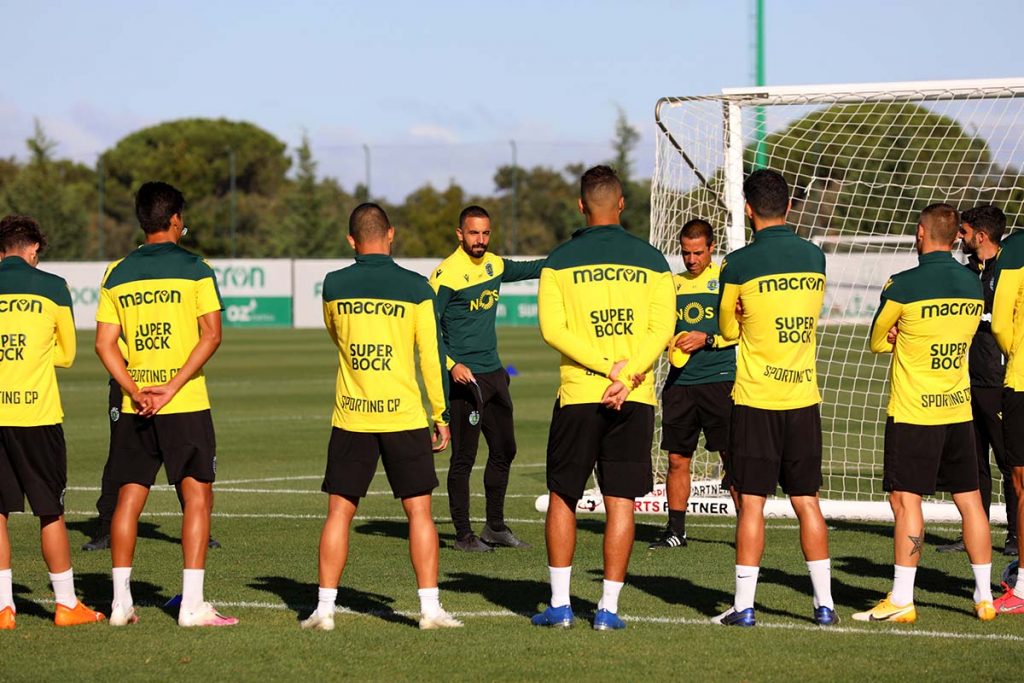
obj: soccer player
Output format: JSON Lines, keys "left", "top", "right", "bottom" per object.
{"left": 430, "top": 205, "right": 544, "bottom": 552}
{"left": 992, "top": 213, "right": 1024, "bottom": 613}
{"left": 96, "top": 181, "right": 237, "bottom": 627}
{"left": 81, "top": 373, "right": 222, "bottom": 552}
{"left": 650, "top": 219, "right": 738, "bottom": 550}
{"left": 301, "top": 203, "right": 462, "bottom": 631}
{"left": 712, "top": 169, "right": 836, "bottom": 627}
{"left": 856, "top": 203, "right": 995, "bottom": 623}
{"left": 531, "top": 166, "right": 675, "bottom": 630}
{"left": 936, "top": 205, "right": 1017, "bottom": 556}
{"left": 0, "top": 215, "right": 105, "bottom": 629}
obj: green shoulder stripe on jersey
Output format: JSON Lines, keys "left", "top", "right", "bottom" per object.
{"left": 103, "top": 243, "right": 215, "bottom": 289}
{"left": 997, "top": 231, "right": 1024, "bottom": 269}
{"left": 0, "top": 257, "right": 72, "bottom": 307}
{"left": 719, "top": 226, "right": 824, "bottom": 284}
{"left": 323, "top": 257, "right": 433, "bottom": 305}
{"left": 544, "top": 225, "right": 670, "bottom": 273}
{"left": 883, "top": 253, "right": 983, "bottom": 304}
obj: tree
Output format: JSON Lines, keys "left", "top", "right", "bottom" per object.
{"left": 607, "top": 107, "right": 649, "bottom": 238}
{"left": 101, "top": 118, "right": 291, "bottom": 256}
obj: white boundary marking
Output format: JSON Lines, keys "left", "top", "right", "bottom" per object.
{"left": 27, "top": 598, "right": 1024, "bottom": 643}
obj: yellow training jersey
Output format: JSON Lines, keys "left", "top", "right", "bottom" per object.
{"left": 993, "top": 231, "right": 1024, "bottom": 390}
{"left": 718, "top": 224, "right": 826, "bottom": 410}
{"left": 0, "top": 256, "right": 75, "bottom": 426}
{"left": 538, "top": 225, "right": 675, "bottom": 406}
{"left": 870, "top": 251, "right": 982, "bottom": 425}
{"left": 96, "top": 242, "right": 223, "bottom": 415}
{"left": 323, "top": 254, "right": 449, "bottom": 432}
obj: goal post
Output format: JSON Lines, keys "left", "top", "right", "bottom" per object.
{"left": 645, "top": 77, "right": 1024, "bottom": 521}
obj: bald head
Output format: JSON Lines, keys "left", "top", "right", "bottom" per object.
{"left": 918, "top": 203, "right": 960, "bottom": 247}
{"left": 580, "top": 165, "right": 623, "bottom": 218}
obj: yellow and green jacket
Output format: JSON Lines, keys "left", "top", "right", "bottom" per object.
{"left": 718, "top": 224, "right": 826, "bottom": 410}
{"left": 538, "top": 224, "right": 675, "bottom": 406}
{"left": 0, "top": 256, "right": 75, "bottom": 426}
{"left": 96, "top": 243, "right": 223, "bottom": 415}
{"left": 323, "top": 254, "right": 449, "bottom": 432}
{"left": 430, "top": 249, "right": 544, "bottom": 373}
{"left": 870, "top": 251, "right": 982, "bottom": 425}
{"left": 993, "top": 231, "right": 1024, "bottom": 390}
{"left": 665, "top": 262, "right": 737, "bottom": 387}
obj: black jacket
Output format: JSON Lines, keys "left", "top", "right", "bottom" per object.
{"left": 966, "top": 253, "right": 1006, "bottom": 387}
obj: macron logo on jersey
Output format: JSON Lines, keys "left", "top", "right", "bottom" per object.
{"left": 756, "top": 276, "right": 824, "bottom": 294}
{"left": 118, "top": 289, "right": 182, "bottom": 308}
{"left": 571, "top": 266, "right": 649, "bottom": 285}
{"left": 0, "top": 298, "right": 43, "bottom": 314}
{"left": 336, "top": 300, "right": 407, "bottom": 318}
{"left": 920, "top": 302, "right": 983, "bottom": 319}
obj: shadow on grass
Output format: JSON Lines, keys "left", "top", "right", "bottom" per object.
{"left": 250, "top": 575, "right": 416, "bottom": 628}
{"left": 829, "top": 519, "right": 970, "bottom": 549}
{"left": 11, "top": 582, "right": 52, "bottom": 619}
{"left": 66, "top": 519, "right": 183, "bottom": 547}
{"left": 834, "top": 555, "right": 973, "bottom": 614}
{"left": 440, "top": 572, "right": 598, "bottom": 619}
{"left": 353, "top": 518, "right": 464, "bottom": 551}
{"left": 72, "top": 572, "right": 174, "bottom": 619}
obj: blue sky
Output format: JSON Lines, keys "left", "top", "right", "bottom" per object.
{"left": 1, "top": 0, "right": 1021, "bottom": 198}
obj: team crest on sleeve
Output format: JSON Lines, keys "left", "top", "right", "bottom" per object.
{"left": 109, "top": 406, "right": 120, "bottom": 422}
{"left": 707, "top": 279, "right": 718, "bottom": 292}
{"left": 435, "top": 269, "right": 442, "bottom": 278}
{"left": 882, "top": 278, "right": 894, "bottom": 292}
{"left": 485, "top": 263, "right": 494, "bottom": 277}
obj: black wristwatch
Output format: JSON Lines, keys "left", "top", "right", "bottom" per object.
{"left": 704, "top": 333, "right": 715, "bottom": 350}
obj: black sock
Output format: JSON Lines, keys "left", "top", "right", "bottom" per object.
{"left": 668, "top": 509, "right": 686, "bottom": 536}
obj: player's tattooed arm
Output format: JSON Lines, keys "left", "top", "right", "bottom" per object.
{"left": 908, "top": 535, "right": 923, "bottom": 556}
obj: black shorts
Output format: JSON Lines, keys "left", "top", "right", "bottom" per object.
{"left": 546, "top": 400, "right": 654, "bottom": 500}
{"left": 1004, "top": 389, "right": 1024, "bottom": 469}
{"left": 0, "top": 425, "right": 67, "bottom": 516}
{"left": 322, "top": 427, "right": 438, "bottom": 499}
{"left": 883, "top": 418, "right": 977, "bottom": 495}
{"left": 729, "top": 404, "right": 822, "bottom": 496}
{"left": 108, "top": 410, "right": 217, "bottom": 487}
{"left": 660, "top": 382, "right": 733, "bottom": 454}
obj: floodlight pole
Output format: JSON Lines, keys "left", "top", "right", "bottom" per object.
{"left": 753, "top": 0, "right": 767, "bottom": 169}
{"left": 363, "top": 144, "right": 371, "bottom": 199}
{"left": 96, "top": 155, "right": 104, "bottom": 259}
{"left": 509, "top": 139, "right": 518, "bottom": 254}
{"left": 228, "top": 147, "right": 237, "bottom": 258}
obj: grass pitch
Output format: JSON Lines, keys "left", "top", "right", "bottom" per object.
{"left": 3, "top": 328, "right": 1022, "bottom": 681}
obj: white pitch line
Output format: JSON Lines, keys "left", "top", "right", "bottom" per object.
{"left": 64, "top": 486, "right": 539, "bottom": 498}
{"left": 26, "top": 598, "right": 1024, "bottom": 644}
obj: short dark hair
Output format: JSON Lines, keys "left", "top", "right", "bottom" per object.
{"left": 349, "top": 202, "right": 391, "bottom": 243}
{"left": 919, "top": 203, "right": 960, "bottom": 244}
{"left": 962, "top": 204, "right": 1006, "bottom": 243}
{"left": 135, "top": 181, "right": 185, "bottom": 234}
{"left": 679, "top": 219, "right": 714, "bottom": 247}
{"left": 743, "top": 169, "right": 790, "bottom": 220}
{"left": 0, "top": 214, "right": 47, "bottom": 253}
{"left": 459, "top": 205, "right": 490, "bottom": 229}
{"left": 580, "top": 165, "right": 623, "bottom": 212}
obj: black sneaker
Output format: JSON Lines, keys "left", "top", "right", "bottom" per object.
{"left": 648, "top": 528, "right": 687, "bottom": 549}
{"left": 81, "top": 534, "right": 111, "bottom": 552}
{"left": 208, "top": 537, "right": 222, "bottom": 550}
{"left": 936, "top": 537, "right": 966, "bottom": 553}
{"left": 480, "top": 524, "right": 530, "bottom": 548}
{"left": 454, "top": 534, "right": 494, "bottom": 552}
{"left": 1004, "top": 535, "right": 1018, "bottom": 556}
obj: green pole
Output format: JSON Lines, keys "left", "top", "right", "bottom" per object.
{"left": 96, "top": 156, "right": 104, "bottom": 259}
{"left": 754, "top": 0, "right": 768, "bottom": 169}
{"left": 229, "top": 148, "right": 237, "bottom": 258}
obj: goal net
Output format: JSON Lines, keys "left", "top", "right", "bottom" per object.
{"left": 648, "top": 78, "right": 1024, "bottom": 521}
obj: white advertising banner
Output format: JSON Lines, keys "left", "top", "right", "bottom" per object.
{"left": 44, "top": 262, "right": 108, "bottom": 330}
{"left": 208, "top": 259, "right": 293, "bottom": 327}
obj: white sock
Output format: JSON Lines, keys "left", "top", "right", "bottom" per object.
{"left": 971, "top": 563, "right": 993, "bottom": 603}
{"left": 418, "top": 586, "right": 441, "bottom": 617}
{"left": 1015, "top": 564, "right": 1024, "bottom": 599}
{"left": 48, "top": 568, "right": 78, "bottom": 609}
{"left": 112, "top": 566, "right": 133, "bottom": 609}
{"left": 317, "top": 587, "right": 337, "bottom": 618}
{"left": 734, "top": 565, "right": 760, "bottom": 611}
{"left": 181, "top": 569, "right": 205, "bottom": 611}
{"left": 806, "top": 559, "right": 834, "bottom": 609}
{"left": 891, "top": 565, "right": 916, "bottom": 606}
{"left": 597, "top": 579, "right": 624, "bottom": 614}
{"left": 0, "top": 568, "right": 13, "bottom": 611}
{"left": 549, "top": 565, "right": 572, "bottom": 608}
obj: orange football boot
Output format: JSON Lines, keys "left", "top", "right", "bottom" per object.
{"left": 54, "top": 601, "right": 105, "bottom": 626}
